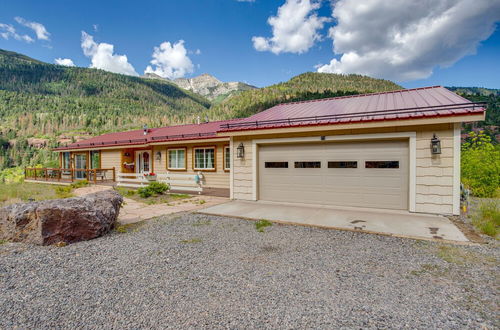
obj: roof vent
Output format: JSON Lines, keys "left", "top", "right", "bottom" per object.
{"left": 197, "top": 116, "right": 200, "bottom": 125}
{"left": 205, "top": 115, "right": 209, "bottom": 123}
{"left": 143, "top": 124, "right": 148, "bottom": 135}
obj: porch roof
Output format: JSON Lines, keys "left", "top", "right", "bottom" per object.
{"left": 54, "top": 119, "right": 237, "bottom": 151}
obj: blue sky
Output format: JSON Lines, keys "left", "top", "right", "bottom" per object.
{"left": 1, "top": 0, "right": 499, "bottom": 88}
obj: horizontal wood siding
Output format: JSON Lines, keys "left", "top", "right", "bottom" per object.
{"left": 232, "top": 123, "right": 456, "bottom": 214}
{"left": 100, "top": 149, "right": 121, "bottom": 180}
{"left": 153, "top": 141, "right": 229, "bottom": 189}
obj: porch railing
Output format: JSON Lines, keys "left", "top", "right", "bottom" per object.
{"left": 24, "top": 168, "right": 116, "bottom": 184}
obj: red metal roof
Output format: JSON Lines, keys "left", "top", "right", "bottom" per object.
{"left": 55, "top": 86, "right": 485, "bottom": 151}
{"left": 54, "top": 119, "right": 238, "bottom": 151}
{"left": 219, "top": 86, "right": 485, "bottom": 132}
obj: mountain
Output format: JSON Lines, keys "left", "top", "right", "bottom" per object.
{"left": 207, "top": 72, "right": 402, "bottom": 120}
{"left": 0, "top": 49, "right": 212, "bottom": 168}
{"left": 143, "top": 73, "right": 257, "bottom": 102}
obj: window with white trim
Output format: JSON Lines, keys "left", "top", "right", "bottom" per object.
{"left": 194, "top": 147, "right": 215, "bottom": 170}
{"left": 224, "top": 146, "right": 230, "bottom": 170}
{"left": 168, "top": 149, "right": 186, "bottom": 169}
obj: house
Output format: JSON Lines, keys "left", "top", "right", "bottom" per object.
{"left": 52, "top": 86, "right": 485, "bottom": 215}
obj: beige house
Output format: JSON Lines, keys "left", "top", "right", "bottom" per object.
{"left": 52, "top": 86, "right": 485, "bottom": 215}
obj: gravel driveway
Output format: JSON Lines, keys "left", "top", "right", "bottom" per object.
{"left": 1, "top": 213, "right": 498, "bottom": 329}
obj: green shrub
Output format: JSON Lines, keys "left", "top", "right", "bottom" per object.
{"left": 472, "top": 200, "right": 500, "bottom": 238}
{"left": 148, "top": 181, "right": 169, "bottom": 194}
{"left": 138, "top": 187, "right": 153, "bottom": 198}
{"left": 54, "top": 186, "right": 73, "bottom": 198}
{"left": 461, "top": 132, "right": 500, "bottom": 198}
{"left": 70, "top": 179, "right": 89, "bottom": 189}
{"left": 137, "top": 182, "right": 169, "bottom": 198}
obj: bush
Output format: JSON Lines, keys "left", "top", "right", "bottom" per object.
{"left": 70, "top": 179, "right": 89, "bottom": 189}
{"left": 137, "top": 182, "right": 169, "bottom": 198}
{"left": 138, "top": 187, "right": 153, "bottom": 198}
{"left": 54, "top": 186, "right": 73, "bottom": 198}
{"left": 461, "top": 132, "right": 500, "bottom": 198}
{"left": 472, "top": 200, "right": 500, "bottom": 238}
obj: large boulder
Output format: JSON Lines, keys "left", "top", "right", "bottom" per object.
{"left": 0, "top": 189, "right": 123, "bottom": 245}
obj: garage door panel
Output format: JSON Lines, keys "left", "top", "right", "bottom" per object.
{"left": 259, "top": 140, "right": 409, "bottom": 210}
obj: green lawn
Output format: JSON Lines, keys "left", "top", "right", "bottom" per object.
{"left": 114, "top": 187, "right": 191, "bottom": 205}
{"left": 0, "top": 182, "right": 74, "bottom": 207}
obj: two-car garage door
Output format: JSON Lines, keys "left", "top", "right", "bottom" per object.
{"left": 258, "top": 140, "right": 409, "bottom": 210}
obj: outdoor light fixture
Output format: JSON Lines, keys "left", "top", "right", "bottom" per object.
{"left": 431, "top": 134, "right": 441, "bottom": 154}
{"left": 237, "top": 143, "right": 245, "bottom": 159}
{"left": 155, "top": 151, "right": 162, "bottom": 161}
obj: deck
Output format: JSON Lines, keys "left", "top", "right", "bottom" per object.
{"left": 24, "top": 168, "right": 116, "bottom": 185}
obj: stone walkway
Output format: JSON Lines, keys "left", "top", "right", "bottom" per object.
{"left": 73, "top": 185, "right": 229, "bottom": 225}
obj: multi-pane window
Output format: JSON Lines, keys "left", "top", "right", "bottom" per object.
{"left": 265, "top": 162, "right": 288, "bottom": 168}
{"left": 365, "top": 161, "right": 399, "bottom": 168}
{"left": 328, "top": 161, "right": 357, "bottom": 168}
{"left": 194, "top": 147, "right": 215, "bottom": 170}
{"left": 90, "top": 151, "right": 100, "bottom": 169}
{"left": 62, "top": 152, "right": 71, "bottom": 169}
{"left": 294, "top": 161, "right": 321, "bottom": 168}
{"left": 224, "top": 146, "right": 230, "bottom": 170}
{"left": 168, "top": 149, "right": 186, "bottom": 170}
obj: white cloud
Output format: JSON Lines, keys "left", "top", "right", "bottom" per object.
{"left": 93, "top": 24, "right": 99, "bottom": 32}
{"left": 81, "top": 31, "right": 138, "bottom": 76}
{"left": 14, "top": 17, "right": 50, "bottom": 41}
{"left": 144, "top": 40, "right": 194, "bottom": 79}
{"left": 0, "top": 23, "right": 34, "bottom": 43}
{"left": 55, "top": 58, "right": 75, "bottom": 67}
{"left": 317, "top": 0, "right": 500, "bottom": 81}
{"left": 252, "top": 0, "right": 330, "bottom": 54}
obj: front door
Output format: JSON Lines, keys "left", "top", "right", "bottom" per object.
{"left": 135, "top": 151, "right": 151, "bottom": 174}
{"left": 74, "top": 153, "right": 87, "bottom": 179}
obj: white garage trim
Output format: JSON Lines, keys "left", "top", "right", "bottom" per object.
{"left": 453, "top": 123, "right": 461, "bottom": 215}
{"left": 251, "top": 132, "right": 417, "bottom": 212}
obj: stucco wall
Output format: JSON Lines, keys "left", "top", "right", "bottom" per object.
{"left": 232, "top": 123, "right": 457, "bottom": 215}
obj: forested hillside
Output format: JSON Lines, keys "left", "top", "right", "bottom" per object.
{"left": 0, "top": 49, "right": 211, "bottom": 168}
{"left": 207, "top": 72, "right": 402, "bottom": 119}
{"left": 447, "top": 87, "right": 499, "bottom": 143}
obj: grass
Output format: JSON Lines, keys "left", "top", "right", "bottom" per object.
{"left": 114, "top": 221, "right": 145, "bottom": 234}
{"left": 0, "top": 239, "right": 7, "bottom": 245}
{"left": 0, "top": 182, "right": 74, "bottom": 206}
{"left": 180, "top": 238, "right": 202, "bottom": 244}
{"left": 255, "top": 219, "right": 273, "bottom": 233}
{"left": 471, "top": 200, "right": 499, "bottom": 238}
{"left": 409, "top": 264, "right": 441, "bottom": 276}
{"left": 192, "top": 220, "right": 211, "bottom": 226}
{"left": 114, "top": 187, "right": 192, "bottom": 205}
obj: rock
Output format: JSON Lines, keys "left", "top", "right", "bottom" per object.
{"left": 0, "top": 190, "right": 123, "bottom": 245}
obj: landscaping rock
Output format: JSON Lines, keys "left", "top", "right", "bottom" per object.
{"left": 0, "top": 190, "right": 122, "bottom": 245}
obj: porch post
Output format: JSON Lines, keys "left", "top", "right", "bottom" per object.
{"left": 112, "top": 167, "right": 116, "bottom": 182}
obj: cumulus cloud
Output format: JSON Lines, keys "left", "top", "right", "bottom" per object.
{"left": 144, "top": 40, "right": 194, "bottom": 79}
{"left": 0, "top": 23, "right": 34, "bottom": 43}
{"left": 252, "top": 0, "right": 329, "bottom": 54}
{"left": 55, "top": 58, "right": 75, "bottom": 67}
{"left": 317, "top": 0, "right": 500, "bottom": 81}
{"left": 14, "top": 16, "right": 50, "bottom": 40}
{"left": 81, "top": 31, "right": 138, "bottom": 76}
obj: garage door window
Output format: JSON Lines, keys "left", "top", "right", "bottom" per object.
{"left": 365, "top": 161, "right": 399, "bottom": 168}
{"left": 294, "top": 161, "right": 321, "bottom": 168}
{"left": 328, "top": 161, "right": 357, "bottom": 168}
{"left": 265, "top": 162, "right": 288, "bottom": 168}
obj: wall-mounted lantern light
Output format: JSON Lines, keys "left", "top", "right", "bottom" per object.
{"left": 237, "top": 143, "right": 245, "bottom": 159}
{"left": 155, "top": 151, "right": 162, "bottom": 161}
{"left": 431, "top": 134, "right": 441, "bottom": 154}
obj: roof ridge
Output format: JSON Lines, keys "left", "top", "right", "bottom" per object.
{"left": 274, "top": 86, "right": 444, "bottom": 107}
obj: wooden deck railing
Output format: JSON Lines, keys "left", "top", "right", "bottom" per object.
{"left": 24, "top": 168, "right": 116, "bottom": 184}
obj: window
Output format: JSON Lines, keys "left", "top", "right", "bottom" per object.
{"left": 365, "top": 161, "right": 399, "bottom": 168}
{"left": 294, "top": 161, "right": 321, "bottom": 168}
{"left": 328, "top": 161, "right": 357, "bottom": 168}
{"left": 62, "top": 152, "right": 70, "bottom": 169}
{"left": 194, "top": 147, "right": 215, "bottom": 170}
{"left": 168, "top": 148, "right": 186, "bottom": 170}
{"left": 90, "top": 151, "right": 100, "bottom": 169}
{"left": 224, "top": 146, "right": 230, "bottom": 170}
{"left": 265, "top": 162, "right": 288, "bottom": 168}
